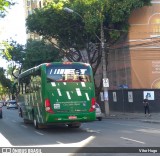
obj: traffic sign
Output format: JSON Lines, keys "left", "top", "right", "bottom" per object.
{"left": 103, "top": 78, "right": 109, "bottom": 87}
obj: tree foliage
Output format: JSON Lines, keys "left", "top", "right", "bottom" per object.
{"left": 0, "top": 68, "right": 11, "bottom": 88}
{"left": 2, "top": 39, "right": 63, "bottom": 72}
{"left": 23, "top": 39, "right": 62, "bottom": 70}
{"left": 0, "top": 67, "right": 12, "bottom": 97}
{"left": 0, "top": 0, "right": 15, "bottom": 17}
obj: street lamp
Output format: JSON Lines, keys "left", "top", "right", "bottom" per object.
{"left": 64, "top": 7, "right": 109, "bottom": 115}
{"left": 64, "top": 7, "right": 83, "bottom": 20}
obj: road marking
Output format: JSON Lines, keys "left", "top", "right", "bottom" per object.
{"left": 21, "top": 125, "right": 27, "bottom": 128}
{"left": 120, "top": 137, "right": 145, "bottom": 144}
{"left": 136, "top": 129, "right": 160, "bottom": 134}
{"left": 56, "top": 141, "right": 63, "bottom": 144}
{"left": 35, "top": 131, "right": 44, "bottom": 136}
{"left": 0, "top": 133, "right": 12, "bottom": 146}
{"left": 12, "top": 120, "right": 16, "bottom": 123}
{"left": 109, "top": 122, "right": 157, "bottom": 129}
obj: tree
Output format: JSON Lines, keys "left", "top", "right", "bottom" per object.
{"left": 23, "top": 39, "right": 62, "bottom": 70}
{"left": 1, "top": 39, "right": 63, "bottom": 98}
{"left": 0, "top": 67, "right": 12, "bottom": 98}
{"left": 2, "top": 39, "right": 63, "bottom": 72}
{"left": 0, "top": 0, "right": 15, "bottom": 17}
{"left": 26, "top": 0, "right": 151, "bottom": 96}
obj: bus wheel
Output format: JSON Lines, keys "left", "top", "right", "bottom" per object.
{"left": 68, "top": 123, "right": 81, "bottom": 128}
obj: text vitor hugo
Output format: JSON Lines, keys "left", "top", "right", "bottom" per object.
{"left": 139, "top": 148, "right": 157, "bottom": 153}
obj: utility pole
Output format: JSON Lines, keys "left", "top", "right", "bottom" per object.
{"left": 64, "top": 7, "right": 110, "bottom": 115}
{"left": 101, "top": 22, "right": 109, "bottom": 116}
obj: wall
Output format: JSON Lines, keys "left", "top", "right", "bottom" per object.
{"left": 107, "top": 89, "right": 160, "bottom": 113}
{"left": 129, "top": 1, "right": 160, "bottom": 88}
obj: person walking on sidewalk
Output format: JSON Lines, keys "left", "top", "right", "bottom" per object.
{"left": 143, "top": 96, "right": 151, "bottom": 117}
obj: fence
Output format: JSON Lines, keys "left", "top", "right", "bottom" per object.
{"left": 100, "top": 89, "right": 160, "bottom": 113}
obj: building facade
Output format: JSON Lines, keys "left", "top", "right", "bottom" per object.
{"left": 24, "top": 0, "right": 46, "bottom": 40}
{"left": 108, "top": 0, "right": 160, "bottom": 89}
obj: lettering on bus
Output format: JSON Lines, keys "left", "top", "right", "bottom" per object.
{"left": 50, "top": 69, "right": 87, "bottom": 75}
{"left": 47, "top": 68, "right": 90, "bottom": 82}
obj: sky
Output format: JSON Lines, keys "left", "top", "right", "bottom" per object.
{"left": 0, "top": 0, "right": 26, "bottom": 69}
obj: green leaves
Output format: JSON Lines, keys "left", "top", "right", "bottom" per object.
{"left": 23, "top": 39, "right": 62, "bottom": 70}
{"left": 0, "top": 67, "right": 11, "bottom": 89}
{"left": 0, "top": 0, "right": 15, "bottom": 17}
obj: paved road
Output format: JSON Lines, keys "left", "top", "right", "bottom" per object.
{"left": 1, "top": 107, "right": 160, "bottom": 156}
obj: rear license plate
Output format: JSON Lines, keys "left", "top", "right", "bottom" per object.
{"left": 69, "top": 116, "right": 77, "bottom": 119}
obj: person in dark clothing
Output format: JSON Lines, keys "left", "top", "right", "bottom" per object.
{"left": 143, "top": 97, "right": 151, "bottom": 117}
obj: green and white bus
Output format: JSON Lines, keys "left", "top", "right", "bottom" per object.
{"left": 18, "top": 62, "right": 96, "bottom": 129}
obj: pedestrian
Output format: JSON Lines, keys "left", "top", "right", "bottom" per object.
{"left": 143, "top": 96, "right": 151, "bottom": 117}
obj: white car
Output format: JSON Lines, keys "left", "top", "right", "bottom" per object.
{"left": 95, "top": 103, "right": 103, "bottom": 121}
{"left": 7, "top": 100, "right": 18, "bottom": 109}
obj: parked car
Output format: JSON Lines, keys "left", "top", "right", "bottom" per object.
{"left": 7, "top": 100, "right": 18, "bottom": 109}
{"left": 95, "top": 102, "right": 103, "bottom": 121}
{"left": 3, "top": 100, "right": 8, "bottom": 106}
{"left": 0, "top": 100, "right": 5, "bottom": 106}
{"left": 0, "top": 102, "right": 3, "bottom": 118}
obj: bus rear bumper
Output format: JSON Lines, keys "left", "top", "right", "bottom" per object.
{"left": 45, "top": 113, "right": 96, "bottom": 124}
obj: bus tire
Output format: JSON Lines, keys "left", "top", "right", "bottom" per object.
{"left": 68, "top": 123, "right": 81, "bottom": 128}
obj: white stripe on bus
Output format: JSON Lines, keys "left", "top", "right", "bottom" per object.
{"left": 81, "top": 82, "right": 86, "bottom": 87}
{"left": 63, "top": 82, "right": 66, "bottom": 85}
{"left": 50, "top": 69, "right": 53, "bottom": 75}
{"left": 76, "top": 88, "right": 82, "bottom": 96}
{"left": 85, "top": 93, "right": 90, "bottom": 101}
{"left": 57, "top": 88, "right": 62, "bottom": 96}
{"left": 51, "top": 82, "right": 56, "bottom": 86}
{"left": 28, "top": 113, "right": 31, "bottom": 120}
{"left": 66, "top": 91, "right": 71, "bottom": 99}
{"left": 40, "top": 91, "right": 43, "bottom": 102}
{"left": 37, "top": 114, "right": 40, "bottom": 123}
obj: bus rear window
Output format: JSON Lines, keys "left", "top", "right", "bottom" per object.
{"left": 46, "top": 64, "right": 91, "bottom": 82}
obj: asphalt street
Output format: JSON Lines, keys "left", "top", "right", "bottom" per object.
{"left": 1, "top": 107, "right": 160, "bottom": 156}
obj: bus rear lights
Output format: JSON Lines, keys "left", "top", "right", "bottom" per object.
{"left": 45, "top": 99, "right": 54, "bottom": 113}
{"left": 89, "top": 98, "right": 96, "bottom": 112}
{"left": 46, "top": 63, "right": 52, "bottom": 66}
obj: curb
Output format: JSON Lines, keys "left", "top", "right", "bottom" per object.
{"left": 141, "top": 120, "right": 160, "bottom": 124}
{"left": 102, "top": 114, "right": 160, "bottom": 124}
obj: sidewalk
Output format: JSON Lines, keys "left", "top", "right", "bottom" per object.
{"left": 103, "top": 112, "right": 160, "bottom": 124}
